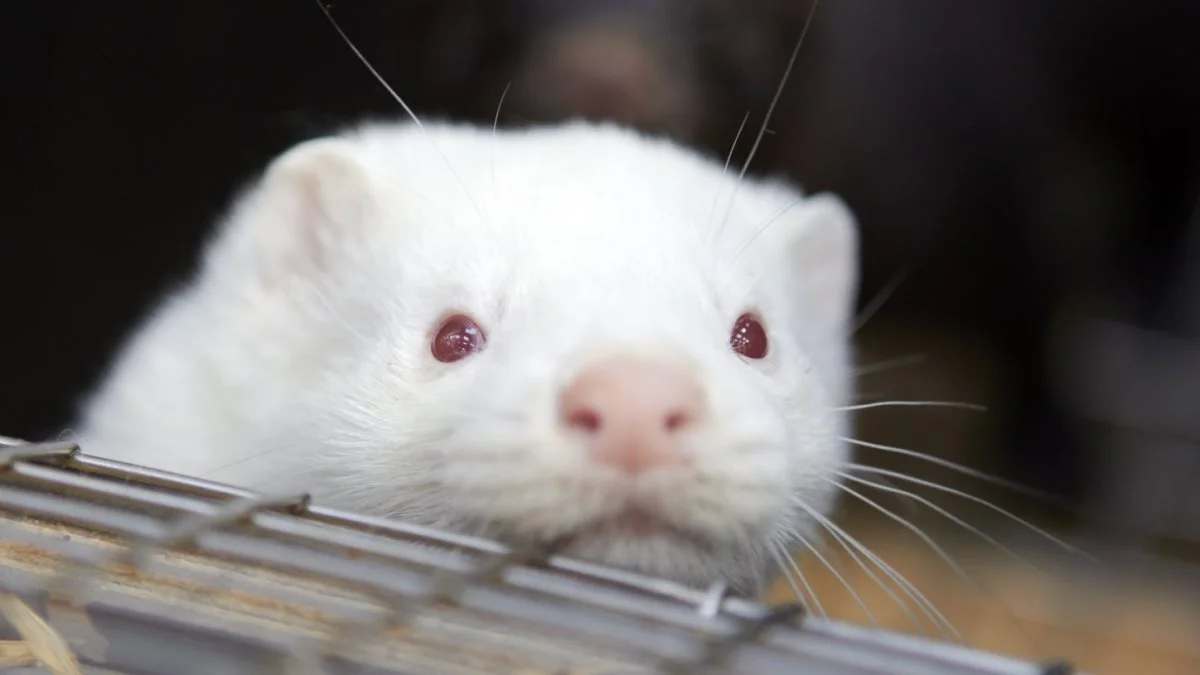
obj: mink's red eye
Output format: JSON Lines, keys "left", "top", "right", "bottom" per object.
{"left": 730, "top": 313, "right": 768, "bottom": 359}
{"left": 431, "top": 314, "right": 487, "bottom": 363}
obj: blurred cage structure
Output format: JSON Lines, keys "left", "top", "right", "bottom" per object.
{"left": 797, "top": 200, "right": 1200, "bottom": 674}
{"left": 771, "top": 204, "right": 1200, "bottom": 675}
{"left": 1056, "top": 203, "right": 1200, "bottom": 560}
{"left": 1046, "top": 201, "right": 1200, "bottom": 670}
{"left": 0, "top": 435, "right": 1074, "bottom": 675}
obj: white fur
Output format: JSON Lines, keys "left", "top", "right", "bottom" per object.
{"left": 73, "top": 119, "right": 859, "bottom": 594}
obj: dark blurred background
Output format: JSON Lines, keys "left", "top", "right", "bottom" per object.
{"left": 5, "top": 0, "right": 1200, "bottom": 580}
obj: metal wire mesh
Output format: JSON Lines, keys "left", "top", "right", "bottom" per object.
{"left": 0, "top": 436, "right": 1075, "bottom": 675}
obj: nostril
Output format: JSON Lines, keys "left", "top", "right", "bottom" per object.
{"left": 567, "top": 408, "right": 602, "bottom": 433}
{"left": 663, "top": 410, "right": 690, "bottom": 432}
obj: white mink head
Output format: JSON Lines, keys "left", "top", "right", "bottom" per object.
{"left": 77, "top": 119, "right": 859, "bottom": 594}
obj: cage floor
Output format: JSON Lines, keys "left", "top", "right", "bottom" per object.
{"left": 769, "top": 518, "right": 1200, "bottom": 675}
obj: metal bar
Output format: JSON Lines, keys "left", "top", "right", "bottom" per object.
{"left": 0, "top": 437, "right": 1077, "bottom": 674}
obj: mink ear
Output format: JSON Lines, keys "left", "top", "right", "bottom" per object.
{"left": 237, "top": 137, "right": 374, "bottom": 287}
{"left": 778, "top": 192, "right": 860, "bottom": 334}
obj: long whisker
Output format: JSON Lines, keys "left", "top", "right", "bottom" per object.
{"left": 854, "top": 354, "right": 927, "bottom": 377}
{"left": 492, "top": 82, "right": 512, "bottom": 132}
{"left": 852, "top": 268, "right": 908, "bottom": 334}
{"left": 307, "top": 277, "right": 373, "bottom": 346}
{"left": 802, "top": 516, "right": 928, "bottom": 635}
{"left": 770, "top": 546, "right": 820, "bottom": 617}
{"left": 841, "top": 436, "right": 1069, "bottom": 506}
{"left": 717, "top": 0, "right": 821, "bottom": 242}
{"left": 853, "top": 473, "right": 923, "bottom": 518}
{"left": 783, "top": 554, "right": 826, "bottom": 619}
{"left": 835, "top": 400, "right": 987, "bottom": 413}
{"left": 199, "top": 442, "right": 293, "bottom": 479}
{"left": 790, "top": 529, "right": 875, "bottom": 626}
{"left": 734, "top": 200, "right": 805, "bottom": 260}
{"left": 491, "top": 81, "right": 513, "bottom": 208}
{"left": 788, "top": 496, "right": 959, "bottom": 639}
{"left": 707, "top": 111, "right": 753, "bottom": 241}
{"left": 313, "top": 0, "right": 488, "bottom": 226}
{"left": 828, "top": 478, "right": 1043, "bottom": 650}
{"left": 836, "top": 471, "right": 1053, "bottom": 576}
{"left": 845, "top": 464, "right": 1095, "bottom": 561}
{"left": 723, "top": 112, "right": 751, "bottom": 178}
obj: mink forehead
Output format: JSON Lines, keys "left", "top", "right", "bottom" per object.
{"left": 385, "top": 224, "right": 736, "bottom": 336}
{"left": 501, "top": 253, "right": 753, "bottom": 343}
{"left": 362, "top": 128, "right": 774, "bottom": 310}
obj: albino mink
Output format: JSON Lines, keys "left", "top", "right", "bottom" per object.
{"left": 72, "top": 119, "right": 858, "bottom": 595}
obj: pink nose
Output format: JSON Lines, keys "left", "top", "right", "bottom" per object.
{"left": 559, "top": 355, "right": 705, "bottom": 474}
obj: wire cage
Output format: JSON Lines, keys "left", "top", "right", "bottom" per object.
{"left": 0, "top": 436, "right": 1077, "bottom": 675}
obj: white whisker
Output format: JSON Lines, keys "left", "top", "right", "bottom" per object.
{"left": 845, "top": 464, "right": 1095, "bottom": 561}
{"left": 853, "top": 473, "right": 923, "bottom": 518}
{"left": 789, "top": 496, "right": 960, "bottom": 639}
{"left": 836, "top": 400, "right": 987, "bottom": 413}
{"left": 791, "top": 529, "right": 874, "bottom": 625}
{"left": 312, "top": 0, "right": 488, "bottom": 226}
{"left": 852, "top": 268, "right": 908, "bottom": 334}
{"left": 717, "top": 0, "right": 820, "bottom": 242}
{"left": 828, "top": 478, "right": 1042, "bottom": 650}
{"left": 841, "top": 436, "right": 1068, "bottom": 506}
{"left": 723, "top": 112, "right": 751, "bottom": 178}
{"left": 199, "top": 442, "right": 293, "bottom": 480}
{"left": 491, "top": 81, "right": 513, "bottom": 208}
{"left": 707, "top": 110, "right": 752, "bottom": 240}
{"left": 734, "top": 200, "right": 804, "bottom": 260}
{"left": 308, "top": 280, "right": 372, "bottom": 347}
{"left": 854, "top": 354, "right": 927, "bottom": 376}
{"left": 807, "top": 514, "right": 929, "bottom": 635}
{"left": 837, "top": 471, "right": 1051, "bottom": 575}
{"left": 831, "top": 478, "right": 975, "bottom": 582}
{"left": 770, "top": 546, "right": 819, "bottom": 617}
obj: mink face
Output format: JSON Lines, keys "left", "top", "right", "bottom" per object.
{"left": 74, "top": 120, "right": 859, "bottom": 593}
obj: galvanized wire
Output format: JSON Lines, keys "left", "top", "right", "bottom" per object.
{"left": 0, "top": 436, "right": 1072, "bottom": 674}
